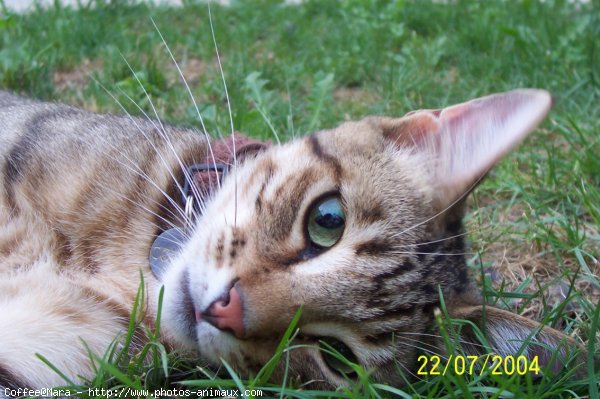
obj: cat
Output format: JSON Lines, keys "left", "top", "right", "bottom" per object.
{"left": 0, "top": 88, "right": 586, "bottom": 392}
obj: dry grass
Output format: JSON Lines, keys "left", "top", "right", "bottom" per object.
{"left": 53, "top": 58, "right": 103, "bottom": 91}
{"left": 469, "top": 192, "right": 600, "bottom": 346}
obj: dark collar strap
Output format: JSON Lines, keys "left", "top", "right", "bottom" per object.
{"left": 183, "top": 132, "right": 271, "bottom": 211}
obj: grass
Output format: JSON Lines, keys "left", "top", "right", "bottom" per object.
{"left": 1, "top": 0, "right": 598, "bottom": 397}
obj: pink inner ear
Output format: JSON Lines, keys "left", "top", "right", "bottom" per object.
{"left": 386, "top": 89, "right": 552, "bottom": 208}
{"left": 384, "top": 111, "right": 442, "bottom": 147}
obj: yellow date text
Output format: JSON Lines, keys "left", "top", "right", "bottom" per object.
{"left": 416, "top": 354, "right": 540, "bottom": 376}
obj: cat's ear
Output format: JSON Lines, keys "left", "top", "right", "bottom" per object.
{"left": 383, "top": 89, "right": 552, "bottom": 208}
{"left": 447, "top": 305, "right": 587, "bottom": 377}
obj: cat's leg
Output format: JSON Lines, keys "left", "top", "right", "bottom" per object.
{"left": 447, "top": 305, "right": 589, "bottom": 377}
{"left": 0, "top": 255, "right": 133, "bottom": 391}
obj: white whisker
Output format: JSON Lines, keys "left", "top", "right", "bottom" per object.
{"left": 392, "top": 173, "right": 486, "bottom": 239}
{"left": 392, "top": 355, "right": 421, "bottom": 382}
{"left": 255, "top": 107, "right": 281, "bottom": 145}
{"left": 285, "top": 76, "right": 295, "bottom": 140}
{"left": 116, "top": 53, "right": 206, "bottom": 212}
{"left": 387, "top": 251, "right": 476, "bottom": 257}
{"left": 396, "top": 339, "right": 447, "bottom": 361}
{"left": 101, "top": 149, "right": 188, "bottom": 226}
{"left": 208, "top": 1, "right": 238, "bottom": 227}
{"left": 393, "top": 230, "right": 470, "bottom": 244}
{"left": 397, "top": 332, "right": 488, "bottom": 350}
{"left": 114, "top": 86, "right": 205, "bottom": 214}
{"left": 89, "top": 76, "right": 189, "bottom": 223}
{"left": 151, "top": 18, "right": 221, "bottom": 194}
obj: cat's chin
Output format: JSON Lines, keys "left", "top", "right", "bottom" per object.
{"left": 194, "top": 323, "right": 244, "bottom": 362}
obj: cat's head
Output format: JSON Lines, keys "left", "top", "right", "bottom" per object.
{"left": 162, "top": 89, "right": 581, "bottom": 386}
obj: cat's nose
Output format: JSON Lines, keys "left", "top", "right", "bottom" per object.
{"left": 198, "top": 283, "right": 245, "bottom": 338}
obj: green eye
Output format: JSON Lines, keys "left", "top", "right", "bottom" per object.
{"left": 319, "top": 337, "right": 358, "bottom": 376}
{"left": 307, "top": 195, "right": 345, "bottom": 248}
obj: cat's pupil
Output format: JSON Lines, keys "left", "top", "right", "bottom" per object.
{"left": 315, "top": 213, "right": 343, "bottom": 229}
{"left": 306, "top": 195, "right": 345, "bottom": 248}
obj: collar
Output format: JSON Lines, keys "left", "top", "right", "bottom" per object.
{"left": 149, "top": 133, "right": 269, "bottom": 280}
{"left": 181, "top": 133, "right": 269, "bottom": 216}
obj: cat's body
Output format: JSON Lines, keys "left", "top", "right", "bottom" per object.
{"left": 0, "top": 92, "right": 206, "bottom": 389}
{"left": 0, "top": 90, "right": 585, "bottom": 391}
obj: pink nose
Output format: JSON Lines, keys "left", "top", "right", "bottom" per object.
{"left": 198, "top": 283, "right": 245, "bottom": 338}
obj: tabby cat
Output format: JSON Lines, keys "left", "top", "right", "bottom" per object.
{"left": 0, "top": 89, "right": 585, "bottom": 391}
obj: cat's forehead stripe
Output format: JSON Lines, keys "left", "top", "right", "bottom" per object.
{"left": 306, "top": 134, "right": 342, "bottom": 180}
{"left": 260, "top": 167, "right": 320, "bottom": 241}
{"left": 249, "top": 158, "right": 276, "bottom": 213}
{"left": 241, "top": 157, "right": 274, "bottom": 199}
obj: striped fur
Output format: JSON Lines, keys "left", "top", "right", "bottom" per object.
{"left": 0, "top": 90, "right": 585, "bottom": 390}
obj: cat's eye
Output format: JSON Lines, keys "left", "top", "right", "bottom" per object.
{"left": 306, "top": 195, "right": 345, "bottom": 248}
{"left": 319, "top": 337, "right": 358, "bottom": 377}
